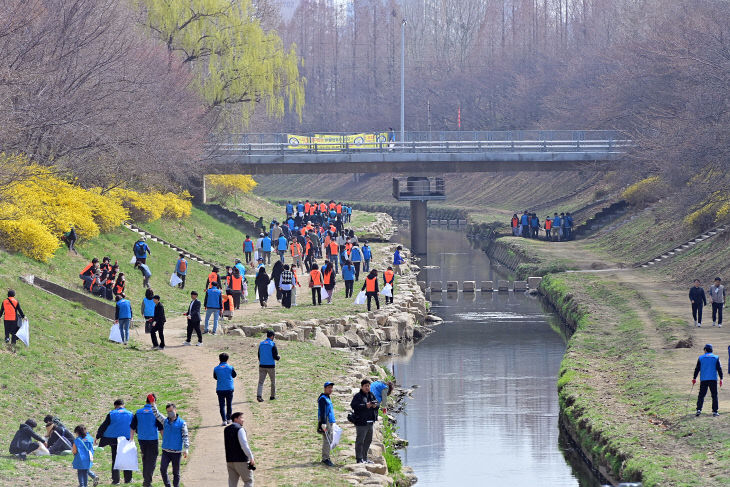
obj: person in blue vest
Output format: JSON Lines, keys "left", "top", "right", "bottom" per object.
{"left": 261, "top": 233, "right": 272, "bottom": 264}
{"left": 520, "top": 211, "right": 529, "bottom": 238}
{"left": 214, "top": 353, "right": 238, "bottom": 426}
{"left": 346, "top": 205, "right": 352, "bottom": 223}
{"left": 277, "top": 234, "right": 288, "bottom": 264}
{"left": 362, "top": 242, "right": 372, "bottom": 273}
{"left": 286, "top": 201, "right": 294, "bottom": 217}
{"left": 204, "top": 282, "right": 223, "bottom": 335}
{"left": 693, "top": 344, "right": 724, "bottom": 416}
{"left": 369, "top": 380, "right": 394, "bottom": 410}
{"left": 158, "top": 403, "right": 189, "bottom": 487}
{"left": 71, "top": 425, "right": 97, "bottom": 487}
{"left": 130, "top": 394, "right": 164, "bottom": 487}
{"left": 95, "top": 399, "right": 134, "bottom": 484}
{"left": 342, "top": 260, "right": 355, "bottom": 298}
{"left": 257, "top": 330, "right": 281, "bottom": 402}
{"left": 531, "top": 213, "right": 540, "bottom": 238}
{"left": 565, "top": 212, "right": 574, "bottom": 240}
{"left": 141, "top": 288, "right": 156, "bottom": 336}
{"left": 350, "top": 244, "right": 363, "bottom": 280}
{"left": 133, "top": 238, "right": 151, "bottom": 267}
{"left": 243, "top": 235, "right": 254, "bottom": 264}
{"left": 114, "top": 295, "right": 132, "bottom": 345}
{"left": 318, "top": 381, "right": 337, "bottom": 467}
{"left": 552, "top": 213, "right": 561, "bottom": 241}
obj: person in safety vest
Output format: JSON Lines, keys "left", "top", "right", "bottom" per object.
{"left": 175, "top": 253, "right": 187, "bottom": 289}
{"left": 318, "top": 381, "right": 337, "bottom": 467}
{"left": 277, "top": 235, "right": 288, "bottom": 264}
{"left": 207, "top": 266, "right": 222, "bottom": 290}
{"left": 229, "top": 267, "right": 244, "bottom": 309}
{"left": 350, "top": 244, "right": 363, "bottom": 281}
{"left": 79, "top": 258, "right": 99, "bottom": 288}
{"left": 214, "top": 353, "right": 238, "bottom": 426}
{"left": 362, "top": 270, "right": 380, "bottom": 311}
{"left": 693, "top": 344, "right": 723, "bottom": 416}
{"left": 115, "top": 294, "right": 133, "bottom": 345}
{"left": 361, "top": 242, "right": 372, "bottom": 273}
{"left": 95, "top": 399, "right": 134, "bottom": 484}
{"left": 146, "top": 400, "right": 189, "bottom": 487}
{"left": 290, "top": 239, "right": 303, "bottom": 270}
{"left": 544, "top": 216, "right": 552, "bottom": 241}
{"left": 383, "top": 267, "right": 395, "bottom": 305}
{"left": 204, "top": 282, "right": 223, "bottom": 335}
{"left": 243, "top": 235, "right": 254, "bottom": 263}
{"left": 511, "top": 214, "right": 519, "bottom": 236}
{"left": 309, "top": 263, "right": 323, "bottom": 306}
{"left": 2, "top": 290, "right": 24, "bottom": 351}
{"left": 342, "top": 260, "right": 355, "bottom": 298}
{"left": 261, "top": 233, "right": 272, "bottom": 264}
{"left": 257, "top": 330, "right": 281, "bottom": 402}
{"left": 322, "top": 261, "right": 336, "bottom": 304}
{"left": 130, "top": 393, "right": 164, "bottom": 487}
{"left": 222, "top": 293, "right": 235, "bottom": 320}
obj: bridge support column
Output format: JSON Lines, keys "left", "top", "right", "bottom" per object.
{"left": 410, "top": 200, "right": 428, "bottom": 255}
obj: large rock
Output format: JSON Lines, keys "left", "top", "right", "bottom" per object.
{"left": 365, "top": 463, "right": 388, "bottom": 475}
{"left": 328, "top": 335, "right": 350, "bottom": 348}
{"left": 344, "top": 331, "right": 365, "bottom": 347}
{"left": 312, "top": 329, "right": 332, "bottom": 348}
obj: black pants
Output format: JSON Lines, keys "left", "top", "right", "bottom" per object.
{"left": 217, "top": 390, "right": 233, "bottom": 421}
{"left": 385, "top": 285, "right": 394, "bottom": 304}
{"left": 312, "top": 287, "right": 321, "bottom": 305}
{"left": 366, "top": 292, "right": 380, "bottom": 311}
{"left": 186, "top": 319, "right": 202, "bottom": 343}
{"left": 692, "top": 303, "right": 704, "bottom": 323}
{"left": 231, "top": 291, "right": 242, "bottom": 309}
{"left": 345, "top": 280, "right": 354, "bottom": 298}
{"left": 245, "top": 251, "right": 252, "bottom": 263}
{"left": 139, "top": 439, "right": 159, "bottom": 487}
{"left": 281, "top": 289, "right": 292, "bottom": 308}
{"left": 712, "top": 302, "right": 723, "bottom": 325}
{"left": 354, "top": 262, "right": 361, "bottom": 280}
{"left": 259, "top": 291, "right": 268, "bottom": 307}
{"left": 160, "top": 451, "right": 181, "bottom": 487}
{"left": 150, "top": 324, "right": 165, "bottom": 348}
{"left": 3, "top": 319, "right": 18, "bottom": 344}
{"left": 697, "top": 380, "right": 719, "bottom": 413}
{"left": 545, "top": 229, "right": 551, "bottom": 240}
{"left": 109, "top": 440, "right": 133, "bottom": 484}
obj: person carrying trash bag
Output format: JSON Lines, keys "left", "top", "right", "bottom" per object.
{"left": 693, "top": 344, "right": 723, "bottom": 417}
{"left": 95, "top": 399, "right": 134, "bottom": 484}
{"left": 1, "top": 289, "right": 25, "bottom": 352}
{"left": 317, "top": 381, "right": 337, "bottom": 467}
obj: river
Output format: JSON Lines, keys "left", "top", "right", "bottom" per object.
{"left": 389, "top": 226, "right": 601, "bottom": 486}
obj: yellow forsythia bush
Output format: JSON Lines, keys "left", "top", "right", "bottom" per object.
{"left": 621, "top": 176, "right": 665, "bottom": 207}
{"left": 0, "top": 219, "right": 60, "bottom": 262}
{"left": 107, "top": 188, "right": 192, "bottom": 222}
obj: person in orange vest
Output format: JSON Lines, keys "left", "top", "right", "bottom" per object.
{"left": 304, "top": 200, "right": 311, "bottom": 215}
{"left": 308, "top": 204, "right": 316, "bottom": 217}
{"left": 322, "top": 261, "right": 336, "bottom": 304}
{"left": 309, "top": 263, "right": 323, "bottom": 306}
{"left": 361, "top": 270, "right": 380, "bottom": 311}
{"left": 327, "top": 239, "right": 340, "bottom": 274}
{"left": 511, "top": 214, "right": 520, "bottom": 236}
{"left": 207, "top": 266, "right": 222, "bottom": 290}
{"left": 336, "top": 203, "right": 342, "bottom": 215}
{"left": 303, "top": 240, "right": 314, "bottom": 272}
{"left": 79, "top": 258, "right": 99, "bottom": 288}
{"left": 290, "top": 239, "right": 303, "bottom": 270}
{"left": 229, "top": 268, "right": 244, "bottom": 309}
{"left": 113, "top": 273, "right": 126, "bottom": 297}
{"left": 222, "top": 293, "right": 235, "bottom": 320}
{"left": 319, "top": 202, "right": 327, "bottom": 213}
{"left": 544, "top": 216, "right": 553, "bottom": 241}
{"left": 2, "top": 289, "right": 25, "bottom": 350}
{"left": 329, "top": 201, "right": 336, "bottom": 211}
{"left": 383, "top": 267, "right": 395, "bottom": 305}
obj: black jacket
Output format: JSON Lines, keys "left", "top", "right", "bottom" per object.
{"left": 350, "top": 390, "right": 379, "bottom": 426}
{"left": 9, "top": 424, "right": 45, "bottom": 454}
{"left": 185, "top": 299, "right": 201, "bottom": 322}
{"left": 152, "top": 302, "right": 166, "bottom": 327}
{"left": 690, "top": 287, "right": 707, "bottom": 306}
{"left": 255, "top": 271, "right": 270, "bottom": 294}
{"left": 47, "top": 425, "right": 74, "bottom": 450}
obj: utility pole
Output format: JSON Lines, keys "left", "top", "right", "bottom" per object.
{"left": 401, "top": 18, "right": 406, "bottom": 147}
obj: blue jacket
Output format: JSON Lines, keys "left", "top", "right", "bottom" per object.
{"left": 103, "top": 407, "right": 133, "bottom": 439}
{"left": 297, "top": 203, "right": 304, "bottom": 212}
{"left": 370, "top": 381, "right": 389, "bottom": 403}
{"left": 134, "top": 241, "right": 150, "bottom": 258}
{"left": 318, "top": 394, "right": 336, "bottom": 424}
{"left": 161, "top": 416, "right": 186, "bottom": 451}
{"left": 116, "top": 299, "right": 132, "bottom": 320}
{"left": 531, "top": 217, "right": 540, "bottom": 228}
{"left": 346, "top": 206, "right": 352, "bottom": 215}
{"left": 134, "top": 404, "right": 161, "bottom": 441}
{"left": 214, "top": 363, "right": 236, "bottom": 391}
{"left": 278, "top": 236, "right": 288, "bottom": 251}
{"left": 342, "top": 265, "right": 355, "bottom": 281}
{"left": 286, "top": 204, "right": 293, "bottom": 214}
{"left": 258, "top": 338, "right": 278, "bottom": 367}
{"left": 235, "top": 263, "right": 246, "bottom": 277}
{"left": 72, "top": 434, "right": 95, "bottom": 470}
{"left": 262, "top": 237, "right": 272, "bottom": 252}
{"left": 393, "top": 251, "right": 405, "bottom": 266}
{"left": 553, "top": 216, "right": 561, "bottom": 227}
{"left": 695, "top": 353, "right": 723, "bottom": 381}
{"left": 350, "top": 247, "right": 362, "bottom": 262}
{"left": 362, "top": 246, "right": 372, "bottom": 260}
{"left": 143, "top": 298, "right": 156, "bottom": 317}
{"left": 205, "top": 288, "right": 222, "bottom": 309}
{"left": 520, "top": 214, "right": 529, "bottom": 225}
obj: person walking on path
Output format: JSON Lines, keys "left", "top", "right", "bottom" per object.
{"left": 72, "top": 425, "right": 98, "bottom": 487}
{"left": 183, "top": 291, "right": 203, "bottom": 346}
{"left": 271, "top": 260, "right": 284, "bottom": 302}
{"left": 229, "top": 268, "right": 244, "bottom": 310}
{"left": 243, "top": 236, "right": 254, "bottom": 264}
{"left": 206, "top": 266, "right": 222, "bottom": 290}
{"left": 9, "top": 419, "right": 49, "bottom": 459}
{"left": 150, "top": 295, "right": 166, "bottom": 350}
{"left": 350, "top": 244, "right": 363, "bottom": 280}
{"left": 693, "top": 344, "right": 723, "bottom": 416}
{"left": 279, "top": 265, "right": 294, "bottom": 308}
{"left": 362, "top": 270, "right": 380, "bottom": 311}
{"left": 204, "top": 282, "right": 223, "bottom": 335}
{"left": 224, "top": 412, "right": 255, "bottom": 487}
{"left": 383, "top": 267, "right": 395, "bottom": 305}
{"left": 277, "top": 234, "right": 288, "bottom": 263}
{"left": 350, "top": 379, "right": 378, "bottom": 464}
{"left": 95, "top": 399, "right": 134, "bottom": 485}
{"left": 511, "top": 214, "right": 519, "bottom": 236}
{"left": 317, "top": 381, "right": 337, "bottom": 467}
{"left": 322, "top": 261, "right": 336, "bottom": 304}
{"left": 130, "top": 394, "right": 164, "bottom": 487}
{"left": 254, "top": 266, "right": 270, "bottom": 308}
{"left": 257, "top": 330, "right": 280, "bottom": 402}
{"left": 309, "top": 263, "right": 323, "bottom": 305}
{"left": 290, "top": 239, "right": 303, "bottom": 270}
{"left": 342, "top": 260, "right": 355, "bottom": 298}
{"left": 393, "top": 246, "right": 405, "bottom": 276}
{"left": 215, "top": 353, "right": 238, "bottom": 426}
{"left": 114, "top": 295, "right": 132, "bottom": 346}
{"left": 261, "top": 233, "right": 272, "bottom": 264}
{"left": 158, "top": 403, "right": 189, "bottom": 487}
{"left": 362, "top": 242, "right": 372, "bottom": 273}
{"left": 2, "top": 289, "right": 24, "bottom": 351}
{"left": 690, "top": 279, "right": 707, "bottom": 327}
{"left": 175, "top": 254, "right": 187, "bottom": 289}
{"left": 709, "top": 277, "right": 725, "bottom": 327}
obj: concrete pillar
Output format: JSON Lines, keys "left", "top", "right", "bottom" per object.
{"left": 446, "top": 281, "right": 459, "bottom": 292}
{"left": 463, "top": 281, "right": 476, "bottom": 292}
{"left": 410, "top": 200, "right": 428, "bottom": 255}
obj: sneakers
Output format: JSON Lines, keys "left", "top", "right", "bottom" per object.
{"left": 713, "top": 322, "right": 717, "bottom": 327}
{"left": 152, "top": 346, "right": 159, "bottom": 350}
{"left": 364, "top": 459, "right": 374, "bottom": 464}
{"left": 697, "top": 323, "right": 702, "bottom": 327}
{"left": 196, "top": 342, "right": 203, "bottom": 347}
{"left": 695, "top": 321, "right": 698, "bottom": 327}
{"left": 714, "top": 412, "right": 720, "bottom": 417}
{"left": 227, "top": 419, "right": 232, "bottom": 425}
{"left": 221, "top": 421, "right": 227, "bottom": 426}
{"left": 203, "top": 329, "right": 209, "bottom": 334}
{"left": 269, "top": 396, "right": 276, "bottom": 400}
{"left": 696, "top": 410, "right": 702, "bottom": 416}
{"left": 211, "top": 331, "right": 217, "bottom": 336}
{"left": 182, "top": 341, "right": 191, "bottom": 346}
{"left": 720, "top": 324, "right": 723, "bottom": 328}
{"left": 257, "top": 396, "right": 264, "bottom": 402}
{"left": 93, "top": 476, "right": 100, "bottom": 487}
{"left": 322, "top": 459, "right": 335, "bottom": 467}
{"left": 356, "top": 459, "right": 364, "bottom": 464}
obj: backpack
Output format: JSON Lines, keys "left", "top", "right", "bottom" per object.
{"left": 134, "top": 241, "right": 145, "bottom": 255}
{"left": 178, "top": 259, "right": 187, "bottom": 272}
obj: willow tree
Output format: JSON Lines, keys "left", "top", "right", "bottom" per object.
{"left": 138, "top": 0, "right": 305, "bottom": 126}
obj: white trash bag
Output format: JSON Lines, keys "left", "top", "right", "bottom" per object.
{"left": 321, "top": 287, "right": 330, "bottom": 300}
{"left": 380, "top": 284, "right": 392, "bottom": 297}
{"left": 267, "top": 281, "right": 275, "bottom": 296}
{"left": 354, "top": 290, "right": 366, "bottom": 305}
{"left": 169, "top": 273, "right": 182, "bottom": 287}
{"left": 329, "top": 423, "right": 343, "bottom": 450}
{"left": 129, "top": 256, "right": 137, "bottom": 266}
{"left": 113, "top": 437, "right": 139, "bottom": 471}
{"left": 254, "top": 250, "right": 259, "bottom": 262}
{"left": 109, "top": 323, "right": 123, "bottom": 344}
{"left": 15, "top": 318, "right": 29, "bottom": 347}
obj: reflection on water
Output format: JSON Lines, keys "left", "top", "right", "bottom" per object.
{"left": 388, "top": 228, "right": 600, "bottom": 486}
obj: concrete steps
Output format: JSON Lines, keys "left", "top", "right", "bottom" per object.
{"left": 124, "top": 223, "right": 221, "bottom": 269}
{"left": 638, "top": 225, "right": 727, "bottom": 268}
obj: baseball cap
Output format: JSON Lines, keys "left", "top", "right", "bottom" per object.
{"left": 324, "top": 381, "right": 335, "bottom": 388}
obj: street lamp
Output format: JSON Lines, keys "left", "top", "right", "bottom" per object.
{"left": 401, "top": 18, "right": 406, "bottom": 147}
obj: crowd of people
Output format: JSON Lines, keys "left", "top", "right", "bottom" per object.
{"left": 510, "top": 210, "right": 575, "bottom": 241}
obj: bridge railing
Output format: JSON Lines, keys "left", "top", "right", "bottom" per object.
{"left": 210, "top": 138, "right": 633, "bottom": 155}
